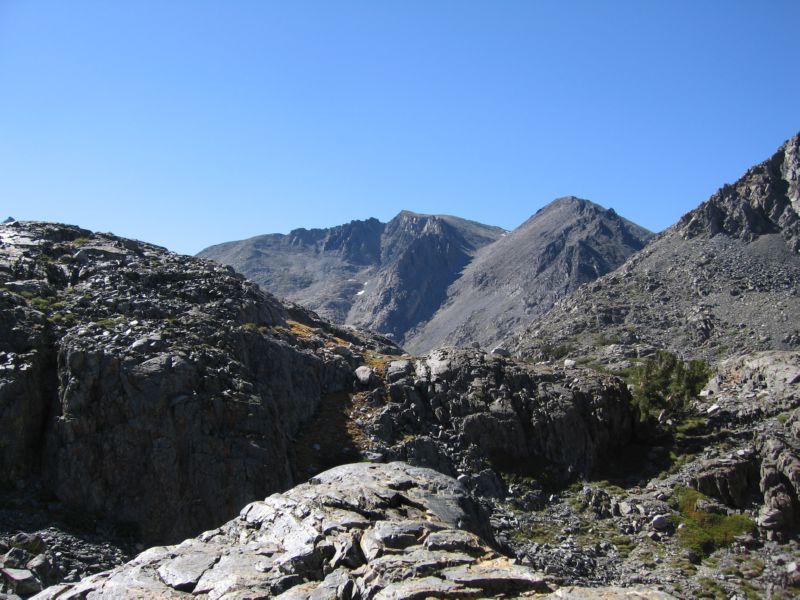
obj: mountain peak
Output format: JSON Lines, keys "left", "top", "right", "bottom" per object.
{"left": 512, "top": 131, "right": 800, "bottom": 364}
{"left": 403, "top": 198, "right": 653, "bottom": 353}
{"left": 533, "top": 196, "right": 612, "bottom": 219}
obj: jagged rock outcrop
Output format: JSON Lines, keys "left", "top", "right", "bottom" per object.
{"left": 33, "top": 462, "right": 676, "bottom": 600}
{"left": 511, "top": 133, "right": 800, "bottom": 363}
{"left": 0, "top": 221, "right": 398, "bottom": 546}
{"left": 352, "top": 348, "right": 637, "bottom": 495}
{"left": 679, "top": 136, "right": 800, "bottom": 252}
{"left": 404, "top": 197, "right": 652, "bottom": 353}
{"left": 32, "top": 462, "right": 552, "bottom": 599}
{"left": 199, "top": 201, "right": 651, "bottom": 352}
{"left": 198, "top": 211, "right": 505, "bottom": 339}
{"left": 474, "top": 351, "right": 800, "bottom": 598}
{"left": 699, "top": 352, "right": 800, "bottom": 540}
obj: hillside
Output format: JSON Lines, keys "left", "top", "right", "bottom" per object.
{"left": 200, "top": 201, "right": 652, "bottom": 352}
{"left": 198, "top": 211, "right": 504, "bottom": 339}
{"left": 511, "top": 133, "right": 800, "bottom": 365}
{"left": 404, "top": 197, "right": 652, "bottom": 353}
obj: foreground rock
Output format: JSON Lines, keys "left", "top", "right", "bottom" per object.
{"left": 353, "top": 347, "right": 637, "bottom": 494}
{"left": 0, "top": 221, "right": 398, "bottom": 546}
{"left": 33, "top": 462, "right": 551, "bottom": 599}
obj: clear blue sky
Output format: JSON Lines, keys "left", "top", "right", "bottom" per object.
{"left": 1, "top": 1, "right": 798, "bottom": 255}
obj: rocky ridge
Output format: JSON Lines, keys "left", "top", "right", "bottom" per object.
{"left": 510, "top": 133, "right": 800, "bottom": 364}
{"left": 0, "top": 220, "right": 399, "bottom": 547}
{"left": 348, "top": 347, "right": 636, "bottom": 494}
{"left": 198, "top": 211, "right": 504, "bottom": 341}
{"left": 199, "top": 200, "right": 652, "bottom": 353}
{"left": 404, "top": 197, "right": 652, "bottom": 353}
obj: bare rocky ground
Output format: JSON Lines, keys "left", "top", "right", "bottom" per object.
{"left": 340, "top": 349, "right": 800, "bottom": 599}
{"left": 0, "top": 220, "right": 670, "bottom": 598}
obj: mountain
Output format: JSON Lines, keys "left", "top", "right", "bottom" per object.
{"left": 200, "top": 201, "right": 652, "bottom": 352}
{"left": 510, "top": 133, "right": 800, "bottom": 364}
{"left": 403, "top": 197, "right": 653, "bottom": 353}
{"left": 198, "top": 211, "right": 504, "bottom": 340}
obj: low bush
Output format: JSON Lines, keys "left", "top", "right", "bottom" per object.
{"left": 672, "top": 487, "right": 755, "bottom": 557}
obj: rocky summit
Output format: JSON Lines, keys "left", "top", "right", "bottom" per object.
{"left": 510, "top": 134, "right": 800, "bottom": 365}
{"left": 403, "top": 197, "right": 652, "bottom": 354}
{"left": 198, "top": 211, "right": 504, "bottom": 344}
{"left": 199, "top": 200, "right": 651, "bottom": 353}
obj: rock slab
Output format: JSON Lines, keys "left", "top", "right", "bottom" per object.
{"left": 33, "top": 462, "right": 550, "bottom": 599}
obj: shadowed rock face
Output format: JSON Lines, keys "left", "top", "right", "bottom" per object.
{"left": 199, "top": 201, "right": 652, "bottom": 352}
{"left": 352, "top": 348, "right": 637, "bottom": 493}
{"left": 0, "top": 221, "right": 399, "bottom": 545}
{"left": 511, "top": 133, "right": 800, "bottom": 363}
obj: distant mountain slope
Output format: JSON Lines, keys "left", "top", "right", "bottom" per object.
{"left": 510, "top": 133, "right": 800, "bottom": 363}
{"left": 198, "top": 217, "right": 387, "bottom": 323}
{"left": 403, "top": 197, "right": 653, "bottom": 353}
{"left": 200, "top": 202, "right": 653, "bottom": 351}
{"left": 199, "top": 211, "right": 505, "bottom": 340}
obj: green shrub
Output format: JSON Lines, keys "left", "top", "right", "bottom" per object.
{"left": 672, "top": 487, "right": 756, "bottom": 557}
{"left": 540, "top": 342, "right": 573, "bottom": 360}
{"left": 629, "top": 350, "right": 710, "bottom": 417}
{"left": 29, "top": 296, "right": 62, "bottom": 312}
